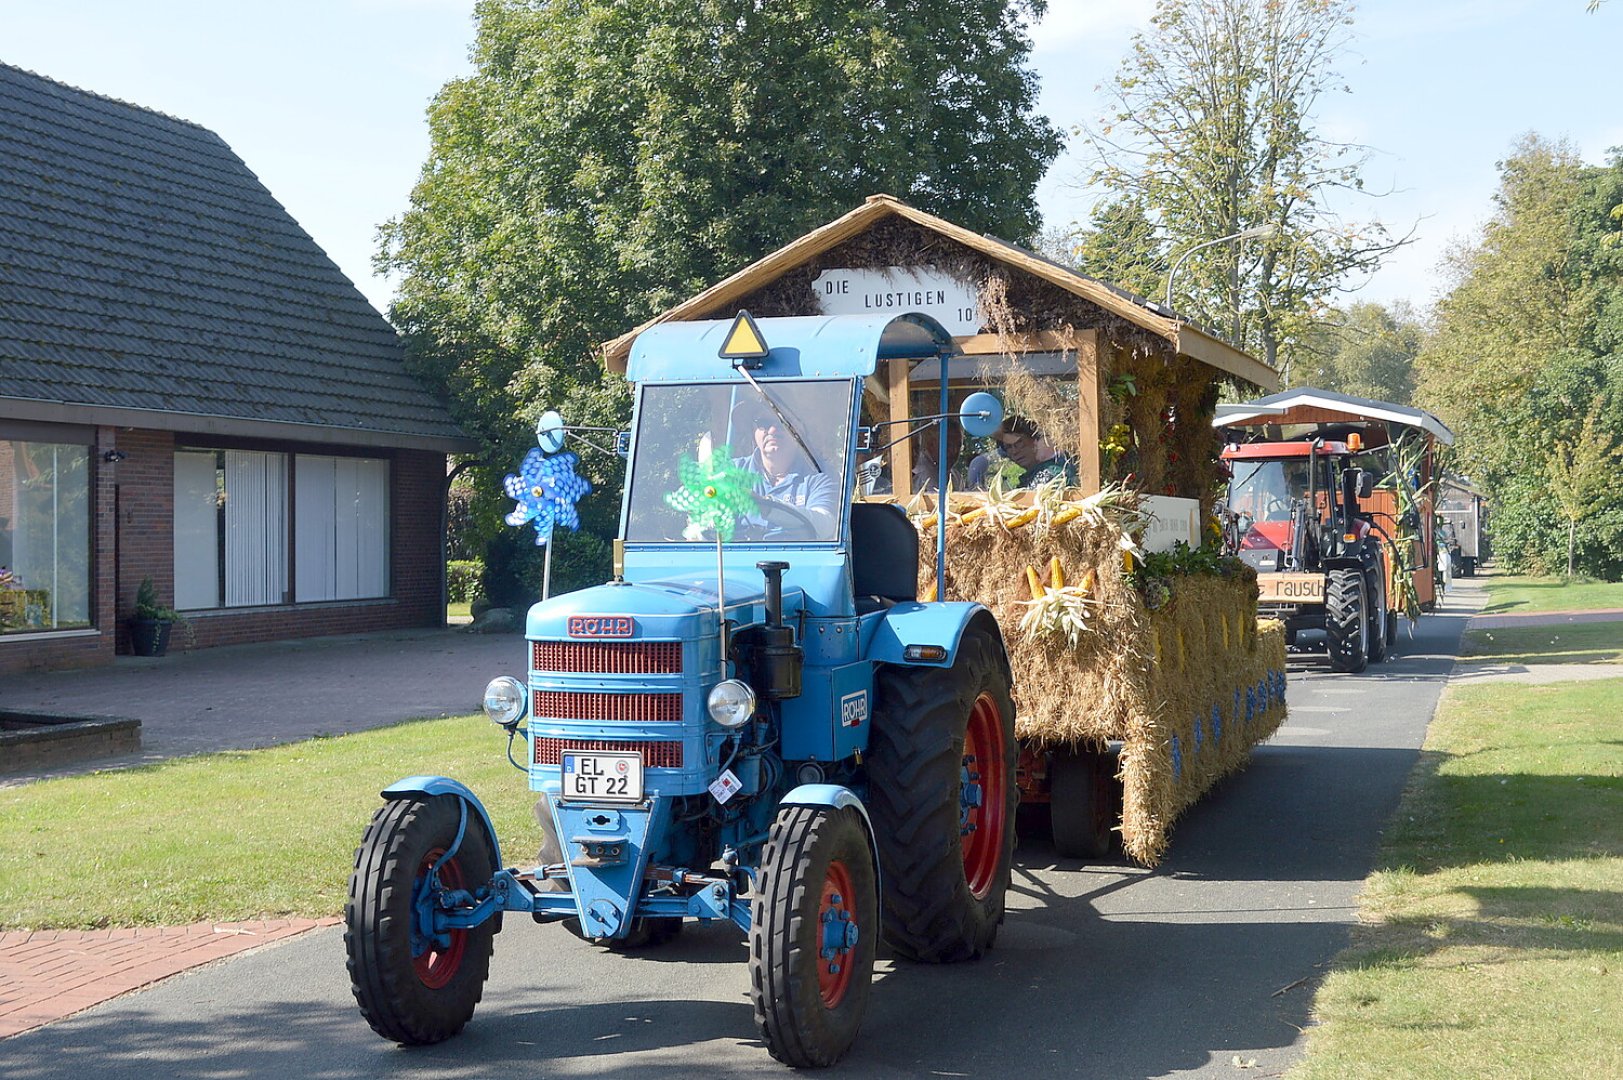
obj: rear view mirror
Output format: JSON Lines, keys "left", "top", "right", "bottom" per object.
{"left": 1356, "top": 469, "right": 1375, "bottom": 499}
{"left": 536, "top": 410, "right": 567, "bottom": 454}
{"left": 958, "top": 392, "right": 1003, "bottom": 438}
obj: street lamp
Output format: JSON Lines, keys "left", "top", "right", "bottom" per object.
{"left": 1163, "top": 223, "right": 1280, "bottom": 313}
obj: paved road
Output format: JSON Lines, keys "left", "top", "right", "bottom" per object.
{"left": 0, "top": 585, "right": 1479, "bottom": 1078}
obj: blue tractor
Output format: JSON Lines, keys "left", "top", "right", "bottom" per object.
{"left": 344, "top": 312, "right": 1015, "bottom": 1067}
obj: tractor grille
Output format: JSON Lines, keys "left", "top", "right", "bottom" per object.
{"left": 533, "top": 737, "right": 684, "bottom": 769}
{"left": 532, "top": 640, "right": 682, "bottom": 675}
{"left": 532, "top": 689, "right": 683, "bottom": 723}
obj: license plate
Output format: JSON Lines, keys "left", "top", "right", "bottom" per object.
{"left": 561, "top": 751, "right": 643, "bottom": 802}
{"left": 1257, "top": 573, "right": 1326, "bottom": 603}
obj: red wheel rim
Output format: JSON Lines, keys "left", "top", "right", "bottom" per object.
{"left": 412, "top": 848, "right": 466, "bottom": 989}
{"left": 817, "top": 859, "right": 858, "bottom": 1008}
{"left": 961, "top": 692, "right": 1007, "bottom": 899}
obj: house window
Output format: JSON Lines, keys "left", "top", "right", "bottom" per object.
{"left": 1, "top": 438, "right": 91, "bottom": 635}
{"left": 174, "top": 449, "right": 289, "bottom": 609}
{"left": 173, "top": 448, "right": 389, "bottom": 609}
{"left": 295, "top": 455, "right": 390, "bottom": 601}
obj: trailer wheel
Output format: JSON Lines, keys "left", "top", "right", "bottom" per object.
{"left": 750, "top": 805, "right": 877, "bottom": 1068}
{"left": 1049, "top": 747, "right": 1121, "bottom": 859}
{"left": 869, "top": 626, "right": 1017, "bottom": 962}
{"left": 1325, "top": 569, "right": 1369, "bottom": 673}
{"left": 345, "top": 795, "right": 497, "bottom": 1045}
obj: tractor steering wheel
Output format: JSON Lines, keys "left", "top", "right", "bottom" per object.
{"left": 753, "top": 496, "right": 820, "bottom": 540}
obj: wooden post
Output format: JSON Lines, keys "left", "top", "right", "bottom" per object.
{"left": 1074, "top": 330, "right": 1102, "bottom": 495}
{"left": 888, "top": 356, "right": 914, "bottom": 501}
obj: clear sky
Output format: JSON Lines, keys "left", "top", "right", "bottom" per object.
{"left": 3, "top": 1, "right": 1619, "bottom": 318}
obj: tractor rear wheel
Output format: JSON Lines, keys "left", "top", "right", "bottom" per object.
{"left": 1325, "top": 569, "right": 1369, "bottom": 673}
{"left": 868, "top": 627, "right": 1017, "bottom": 962}
{"left": 1366, "top": 567, "right": 1390, "bottom": 663}
{"left": 1049, "top": 747, "right": 1121, "bottom": 859}
{"left": 345, "top": 795, "right": 497, "bottom": 1045}
{"left": 750, "top": 805, "right": 877, "bottom": 1068}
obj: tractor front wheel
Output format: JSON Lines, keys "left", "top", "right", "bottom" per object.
{"left": 1325, "top": 569, "right": 1369, "bottom": 673}
{"left": 345, "top": 795, "right": 497, "bottom": 1045}
{"left": 868, "top": 627, "right": 1017, "bottom": 962}
{"left": 750, "top": 805, "right": 877, "bottom": 1068}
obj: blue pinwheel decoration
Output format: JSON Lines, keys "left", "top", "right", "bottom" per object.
{"left": 503, "top": 448, "right": 591, "bottom": 545}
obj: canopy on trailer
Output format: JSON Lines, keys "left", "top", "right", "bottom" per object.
{"left": 1215, "top": 387, "right": 1454, "bottom": 446}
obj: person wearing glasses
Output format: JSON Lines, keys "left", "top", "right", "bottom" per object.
{"left": 733, "top": 403, "right": 838, "bottom": 538}
{"left": 989, "top": 417, "right": 1076, "bottom": 489}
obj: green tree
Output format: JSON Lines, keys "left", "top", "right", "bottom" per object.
{"left": 1546, "top": 398, "right": 1623, "bottom": 577}
{"left": 383, "top": 0, "right": 1062, "bottom": 600}
{"left": 1288, "top": 301, "right": 1422, "bottom": 401}
{"left": 1076, "top": 0, "right": 1403, "bottom": 370}
{"left": 1417, "top": 138, "right": 1623, "bottom": 578}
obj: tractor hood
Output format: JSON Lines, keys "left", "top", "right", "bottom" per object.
{"left": 526, "top": 578, "right": 795, "bottom": 642}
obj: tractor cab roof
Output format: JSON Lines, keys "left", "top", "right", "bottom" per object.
{"left": 1213, "top": 387, "right": 1454, "bottom": 448}
{"left": 1223, "top": 440, "right": 1355, "bottom": 460}
{"left": 627, "top": 311, "right": 954, "bottom": 384}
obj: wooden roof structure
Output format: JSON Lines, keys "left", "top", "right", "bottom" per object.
{"left": 601, "top": 195, "right": 1279, "bottom": 391}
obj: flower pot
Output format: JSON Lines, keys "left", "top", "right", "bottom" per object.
{"left": 130, "top": 618, "right": 173, "bottom": 657}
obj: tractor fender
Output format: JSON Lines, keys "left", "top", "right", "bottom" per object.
{"left": 381, "top": 775, "right": 503, "bottom": 868}
{"left": 780, "top": 784, "right": 883, "bottom": 901}
{"left": 867, "top": 601, "right": 1004, "bottom": 670}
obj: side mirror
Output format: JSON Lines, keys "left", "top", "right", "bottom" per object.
{"left": 1356, "top": 469, "right": 1375, "bottom": 499}
{"left": 536, "top": 410, "right": 567, "bottom": 454}
{"left": 958, "top": 392, "right": 1004, "bottom": 438}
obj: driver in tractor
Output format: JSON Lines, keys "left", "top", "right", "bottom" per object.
{"left": 731, "top": 401, "right": 838, "bottom": 539}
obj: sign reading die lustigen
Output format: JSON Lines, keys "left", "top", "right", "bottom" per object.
{"left": 812, "top": 267, "right": 981, "bottom": 336}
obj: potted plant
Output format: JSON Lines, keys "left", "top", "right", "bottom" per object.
{"left": 130, "top": 576, "right": 183, "bottom": 657}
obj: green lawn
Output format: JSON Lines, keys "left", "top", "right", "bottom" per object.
{"left": 1481, "top": 574, "right": 1623, "bottom": 615}
{"left": 1462, "top": 619, "right": 1623, "bottom": 665}
{"left": 448, "top": 600, "right": 472, "bottom": 620}
{"left": 1290, "top": 676, "right": 1623, "bottom": 1079}
{"left": 0, "top": 716, "right": 540, "bottom": 930}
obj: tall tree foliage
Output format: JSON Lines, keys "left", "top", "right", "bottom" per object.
{"left": 1417, "top": 136, "right": 1623, "bottom": 578}
{"left": 1077, "top": 0, "right": 1400, "bottom": 370}
{"left": 383, "top": 0, "right": 1061, "bottom": 599}
{"left": 1289, "top": 301, "right": 1422, "bottom": 403}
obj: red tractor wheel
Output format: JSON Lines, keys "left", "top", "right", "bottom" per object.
{"left": 868, "top": 625, "right": 1018, "bottom": 962}
{"left": 345, "top": 795, "right": 497, "bottom": 1045}
{"left": 749, "top": 805, "right": 877, "bottom": 1068}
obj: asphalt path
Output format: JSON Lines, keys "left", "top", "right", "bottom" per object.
{"left": 1, "top": 584, "right": 1479, "bottom": 1078}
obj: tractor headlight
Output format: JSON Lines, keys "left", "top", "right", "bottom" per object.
{"left": 482, "top": 676, "right": 527, "bottom": 729}
{"left": 707, "top": 679, "right": 757, "bottom": 728}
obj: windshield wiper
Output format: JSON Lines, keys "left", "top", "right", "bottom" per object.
{"left": 734, "top": 367, "right": 823, "bottom": 474}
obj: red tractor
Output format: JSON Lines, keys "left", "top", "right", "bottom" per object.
{"left": 1216, "top": 388, "right": 1455, "bottom": 673}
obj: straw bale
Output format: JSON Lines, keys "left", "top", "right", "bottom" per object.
{"left": 923, "top": 510, "right": 1288, "bottom": 866}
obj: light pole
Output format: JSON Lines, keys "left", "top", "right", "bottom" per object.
{"left": 1163, "top": 223, "right": 1280, "bottom": 314}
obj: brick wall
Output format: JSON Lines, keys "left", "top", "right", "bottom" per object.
{"left": 2, "top": 430, "right": 448, "bottom": 673}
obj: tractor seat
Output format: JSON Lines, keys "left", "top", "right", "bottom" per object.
{"left": 851, "top": 502, "right": 919, "bottom": 614}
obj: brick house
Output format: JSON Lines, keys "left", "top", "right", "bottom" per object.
{"left": 0, "top": 63, "right": 472, "bottom": 673}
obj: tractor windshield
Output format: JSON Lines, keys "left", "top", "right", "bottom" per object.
{"left": 624, "top": 379, "right": 854, "bottom": 544}
{"left": 1228, "top": 458, "right": 1318, "bottom": 522}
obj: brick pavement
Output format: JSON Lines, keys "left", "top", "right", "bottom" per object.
{"left": 0, "top": 918, "right": 338, "bottom": 1038}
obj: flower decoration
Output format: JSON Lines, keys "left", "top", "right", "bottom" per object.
{"left": 503, "top": 448, "right": 591, "bottom": 546}
{"left": 663, "top": 443, "right": 759, "bottom": 542}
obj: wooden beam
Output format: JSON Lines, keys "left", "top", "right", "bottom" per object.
{"left": 887, "top": 356, "right": 914, "bottom": 501}
{"left": 954, "top": 330, "right": 1076, "bottom": 355}
{"left": 1075, "top": 330, "right": 1101, "bottom": 495}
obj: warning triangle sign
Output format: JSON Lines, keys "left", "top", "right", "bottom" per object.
{"left": 719, "top": 310, "right": 770, "bottom": 361}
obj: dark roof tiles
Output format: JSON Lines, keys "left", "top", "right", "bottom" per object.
{"left": 0, "top": 63, "right": 464, "bottom": 444}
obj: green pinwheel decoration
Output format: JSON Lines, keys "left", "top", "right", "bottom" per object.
{"left": 664, "top": 444, "right": 760, "bottom": 542}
